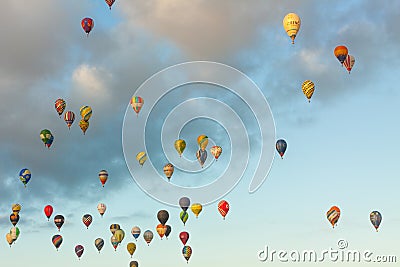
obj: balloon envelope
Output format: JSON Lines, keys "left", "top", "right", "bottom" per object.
{"left": 370, "top": 211, "right": 382, "bottom": 231}
{"left": 276, "top": 139, "right": 287, "bottom": 158}
{"left": 94, "top": 238, "right": 104, "bottom": 252}
{"left": 136, "top": 151, "right": 147, "bottom": 166}
{"left": 130, "top": 96, "right": 144, "bottom": 115}
{"left": 127, "top": 242, "right": 136, "bottom": 257}
{"left": 52, "top": 235, "right": 63, "bottom": 250}
{"left": 131, "top": 226, "right": 141, "bottom": 240}
{"left": 54, "top": 215, "right": 65, "bottom": 230}
{"left": 327, "top": 206, "right": 341, "bottom": 228}
{"left": 82, "top": 214, "right": 93, "bottom": 229}
{"left": 143, "top": 230, "right": 153, "bottom": 245}
{"left": 196, "top": 149, "right": 207, "bottom": 167}
{"left": 55, "top": 99, "right": 66, "bottom": 116}
{"left": 99, "top": 170, "right": 108, "bottom": 187}
{"left": 218, "top": 200, "right": 229, "bottom": 219}
{"left": 75, "top": 245, "right": 84, "bottom": 259}
{"left": 334, "top": 45, "right": 349, "bottom": 65}
{"left": 191, "top": 203, "right": 203, "bottom": 218}
{"left": 179, "top": 231, "right": 189, "bottom": 245}
{"left": 182, "top": 245, "right": 192, "bottom": 263}
{"left": 210, "top": 146, "right": 222, "bottom": 159}
{"left": 343, "top": 54, "right": 355, "bottom": 73}
{"left": 163, "top": 163, "right": 174, "bottom": 181}
{"left": 157, "top": 210, "right": 169, "bottom": 225}
{"left": 302, "top": 80, "right": 315, "bottom": 102}
{"left": 174, "top": 139, "right": 186, "bottom": 156}
{"left": 97, "top": 203, "right": 106, "bottom": 217}
{"left": 81, "top": 18, "right": 94, "bottom": 35}
{"left": 19, "top": 168, "right": 31, "bottom": 187}
{"left": 283, "top": 13, "right": 301, "bottom": 44}
{"left": 179, "top": 197, "right": 191, "bottom": 212}
{"left": 44, "top": 205, "right": 53, "bottom": 220}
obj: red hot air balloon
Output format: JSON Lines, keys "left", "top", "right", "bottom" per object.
{"left": 75, "top": 245, "right": 84, "bottom": 260}
{"left": 82, "top": 214, "right": 93, "bottom": 229}
{"left": 218, "top": 200, "right": 229, "bottom": 220}
{"left": 179, "top": 231, "right": 189, "bottom": 245}
{"left": 44, "top": 205, "right": 53, "bottom": 221}
{"left": 81, "top": 18, "right": 94, "bottom": 36}
{"left": 105, "top": 0, "right": 115, "bottom": 9}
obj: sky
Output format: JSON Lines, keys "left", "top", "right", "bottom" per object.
{"left": 1, "top": 0, "right": 399, "bottom": 266}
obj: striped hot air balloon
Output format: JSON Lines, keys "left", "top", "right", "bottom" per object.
{"left": 302, "top": 80, "right": 315, "bottom": 102}
{"left": 64, "top": 111, "right": 75, "bottom": 129}
{"left": 327, "top": 206, "right": 341, "bottom": 228}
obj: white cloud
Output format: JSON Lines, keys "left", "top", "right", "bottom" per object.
{"left": 72, "top": 64, "right": 111, "bottom": 101}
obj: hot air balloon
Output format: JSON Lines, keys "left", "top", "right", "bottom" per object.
{"left": 179, "top": 231, "right": 189, "bottom": 245}
{"left": 6, "top": 233, "right": 13, "bottom": 247}
{"left": 343, "top": 54, "right": 355, "bottom": 74}
{"left": 174, "top": 139, "right": 186, "bottom": 157}
{"left": 75, "top": 245, "right": 84, "bottom": 260}
{"left": 44, "top": 205, "right": 53, "bottom": 221}
{"left": 283, "top": 13, "right": 301, "bottom": 44}
{"left": 110, "top": 224, "right": 120, "bottom": 235}
{"left": 163, "top": 163, "right": 174, "bottom": 181}
{"left": 97, "top": 203, "right": 106, "bottom": 217}
{"left": 196, "top": 149, "right": 207, "bottom": 167}
{"left": 40, "top": 129, "right": 54, "bottom": 148}
{"left": 10, "top": 214, "right": 19, "bottom": 226}
{"left": 156, "top": 224, "right": 167, "bottom": 239}
{"left": 94, "top": 238, "right": 104, "bottom": 253}
{"left": 326, "top": 206, "right": 341, "bottom": 228}
{"left": 64, "top": 111, "right": 75, "bottom": 129}
{"left": 127, "top": 242, "right": 136, "bottom": 257}
{"left": 165, "top": 225, "right": 171, "bottom": 239}
{"left": 114, "top": 229, "right": 125, "bottom": 243}
{"left": 157, "top": 210, "right": 169, "bottom": 226}
{"left": 370, "top": 211, "right": 382, "bottom": 232}
{"left": 143, "top": 230, "right": 153, "bottom": 246}
{"left": 54, "top": 215, "right": 65, "bottom": 231}
{"left": 80, "top": 106, "right": 92, "bottom": 121}
{"left": 210, "top": 146, "right": 222, "bottom": 160}
{"left": 197, "top": 135, "right": 209, "bottom": 151}
{"left": 52, "top": 235, "right": 63, "bottom": 251}
{"left": 79, "top": 119, "right": 89, "bottom": 135}
{"left": 276, "top": 139, "right": 287, "bottom": 158}
{"left": 81, "top": 18, "right": 94, "bottom": 36}
{"left": 131, "top": 226, "right": 141, "bottom": 241}
{"left": 10, "top": 227, "right": 20, "bottom": 243}
{"left": 55, "top": 99, "right": 66, "bottom": 117}
{"left": 191, "top": 203, "right": 203, "bottom": 218}
{"left": 182, "top": 246, "right": 192, "bottom": 263}
{"left": 99, "top": 170, "right": 108, "bottom": 187}
{"left": 130, "top": 96, "right": 144, "bottom": 116}
{"left": 180, "top": 211, "right": 189, "bottom": 226}
{"left": 111, "top": 235, "right": 119, "bottom": 251}
{"left": 105, "top": 0, "right": 115, "bottom": 9}
{"left": 130, "top": 261, "right": 139, "bottom": 267}
{"left": 179, "top": 197, "right": 191, "bottom": 212}
{"left": 218, "top": 200, "right": 229, "bottom": 220}
{"left": 302, "top": 80, "right": 315, "bottom": 102}
{"left": 19, "top": 168, "right": 31, "bottom": 187}
{"left": 82, "top": 214, "right": 93, "bottom": 229}
{"left": 136, "top": 151, "right": 147, "bottom": 166}
{"left": 12, "top": 204, "right": 21, "bottom": 216}
{"left": 334, "top": 45, "right": 348, "bottom": 65}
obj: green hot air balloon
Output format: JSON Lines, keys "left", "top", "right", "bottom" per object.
{"left": 180, "top": 211, "right": 189, "bottom": 226}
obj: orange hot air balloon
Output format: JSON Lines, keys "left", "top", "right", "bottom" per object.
{"left": 99, "top": 170, "right": 108, "bottom": 187}
{"left": 156, "top": 224, "right": 167, "bottom": 239}
{"left": 218, "top": 200, "right": 229, "bottom": 220}
{"left": 334, "top": 46, "right": 348, "bottom": 65}
{"left": 327, "top": 206, "right": 341, "bottom": 228}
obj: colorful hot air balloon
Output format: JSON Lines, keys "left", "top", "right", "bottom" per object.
{"left": 180, "top": 211, "right": 189, "bottom": 226}
{"left": 370, "top": 211, "right": 382, "bottom": 232}
{"left": 64, "top": 111, "right": 75, "bottom": 129}
{"left": 130, "top": 96, "right": 144, "bottom": 116}
{"left": 179, "top": 231, "right": 189, "bottom": 245}
{"left": 114, "top": 229, "right": 125, "bottom": 243}
{"left": 94, "top": 238, "right": 104, "bottom": 253}
{"left": 6, "top": 233, "right": 13, "bottom": 247}
{"left": 156, "top": 224, "right": 167, "bottom": 239}
{"left": 302, "top": 80, "right": 315, "bottom": 102}
{"left": 110, "top": 224, "right": 120, "bottom": 235}
{"left": 130, "top": 261, "right": 139, "bottom": 267}
{"left": 165, "top": 225, "right": 171, "bottom": 239}
{"left": 111, "top": 235, "right": 119, "bottom": 251}
{"left": 54, "top": 215, "right": 65, "bottom": 231}
{"left": 10, "top": 214, "right": 19, "bottom": 226}
{"left": 179, "top": 197, "right": 191, "bottom": 212}
{"left": 40, "top": 129, "right": 54, "bottom": 148}
{"left": 82, "top": 214, "right": 93, "bottom": 229}
{"left": 196, "top": 149, "right": 207, "bottom": 167}
{"left": 191, "top": 203, "right": 203, "bottom": 218}
{"left": 182, "top": 245, "right": 192, "bottom": 263}
{"left": 19, "top": 168, "right": 31, "bottom": 187}
{"left": 81, "top": 18, "right": 94, "bottom": 36}
{"left": 12, "top": 204, "right": 21, "bottom": 216}
{"left": 197, "top": 135, "right": 209, "bottom": 151}
{"left": 210, "top": 146, "right": 222, "bottom": 160}
{"left": 131, "top": 226, "right": 141, "bottom": 241}
{"left": 80, "top": 106, "right": 92, "bottom": 121}
{"left": 327, "top": 206, "right": 341, "bottom": 228}
{"left": 105, "top": 0, "right": 115, "bottom": 9}
{"left": 55, "top": 98, "right": 66, "bottom": 117}
{"left": 157, "top": 210, "right": 169, "bottom": 226}
{"left": 343, "top": 54, "right": 355, "bottom": 74}
{"left": 283, "top": 13, "right": 301, "bottom": 44}
{"left": 276, "top": 139, "right": 287, "bottom": 158}
{"left": 127, "top": 242, "right": 136, "bottom": 258}
{"left": 334, "top": 45, "right": 349, "bottom": 65}
{"left": 10, "top": 227, "right": 20, "bottom": 243}
{"left": 143, "top": 230, "right": 153, "bottom": 246}
{"left": 136, "top": 151, "right": 147, "bottom": 166}
{"left": 79, "top": 119, "right": 89, "bottom": 135}
{"left": 163, "top": 163, "right": 174, "bottom": 181}
{"left": 174, "top": 139, "right": 186, "bottom": 157}
{"left": 99, "top": 170, "right": 108, "bottom": 187}
{"left": 75, "top": 245, "right": 84, "bottom": 260}
{"left": 97, "top": 203, "right": 106, "bottom": 217}
{"left": 52, "top": 235, "right": 63, "bottom": 251}
{"left": 44, "top": 205, "right": 53, "bottom": 221}
{"left": 218, "top": 200, "right": 229, "bottom": 220}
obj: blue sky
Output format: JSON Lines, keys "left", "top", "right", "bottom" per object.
{"left": 1, "top": 0, "right": 399, "bottom": 266}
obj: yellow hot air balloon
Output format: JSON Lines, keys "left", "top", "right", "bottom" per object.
{"left": 127, "top": 242, "right": 136, "bottom": 258}
{"left": 136, "top": 151, "right": 147, "bottom": 166}
{"left": 6, "top": 233, "right": 13, "bottom": 247}
{"left": 12, "top": 204, "right": 21, "bottom": 216}
{"left": 283, "top": 13, "right": 301, "bottom": 44}
{"left": 174, "top": 139, "right": 186, "bottom": 157}
{"left": 114, "top": 229, "right": 125, "bottom": 243}
{"left": 79, "top": 119, "right": 89, "bottom": 135}
{"left": 302, "top": 80, "right": 315, "bottom": 102}
{"left": 197, "top": 135, "right": 208, "bottom": 151}
{"left": 190, "top": 203, "right": 203, "bottom": 218}
{"left": 80, "top": 106, "right": 92, "bottom": 121}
